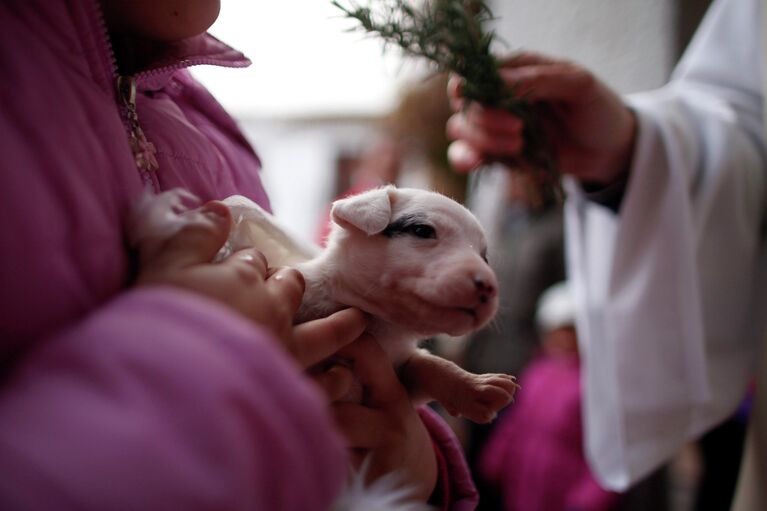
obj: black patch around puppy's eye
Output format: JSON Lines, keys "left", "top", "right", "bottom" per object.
{"left": 405, "top": 224, "right": 436, "bottom": 239}
{"left": 382, "top": 215, "right": 436, "bottom": 239}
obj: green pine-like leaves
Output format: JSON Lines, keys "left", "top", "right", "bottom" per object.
{"left": 333, "top": 0, "right": 561, "bottom": 199}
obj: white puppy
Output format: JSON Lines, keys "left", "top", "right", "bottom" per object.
{"left": 130, "top": 186, "right": 518, "bottom": 509}
{"left": 224, "top": 185, "right": 518, "bottom": 423}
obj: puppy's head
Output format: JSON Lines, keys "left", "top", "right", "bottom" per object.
{"left": 327, "top": 186, "right": 498, "bottom": 337}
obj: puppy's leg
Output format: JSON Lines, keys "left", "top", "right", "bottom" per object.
{"left": 399, "top": 350, "right": 519, "bottom": 424}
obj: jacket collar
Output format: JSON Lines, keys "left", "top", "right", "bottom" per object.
{"left": 129, "top": 33, "right": 252, "bottom": 92}
{"left": 74, "top": 0, "right": 251, "bottom": 96}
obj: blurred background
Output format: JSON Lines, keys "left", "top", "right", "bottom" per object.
{"left": 193, "top": 0, "right": 709, "bottom": 243}
{"left": 192, "top": 2, "right": 750, "bottom": 511}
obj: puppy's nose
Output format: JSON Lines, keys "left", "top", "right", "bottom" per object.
{"left": 474, "top": 277, "right": 496, "bottom": 303}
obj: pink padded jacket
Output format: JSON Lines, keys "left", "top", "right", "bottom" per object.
{"left": 0, "top": 1, "right": 477, "bottom": 509}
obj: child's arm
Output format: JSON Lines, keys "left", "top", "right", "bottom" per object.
{"left": 0, "top": 287, "right": 348, "bottom": 511}
{"left": 0, "top": 206, "right": 365, "bottom": 510}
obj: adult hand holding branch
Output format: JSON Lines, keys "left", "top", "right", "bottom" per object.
{"left": 447, "top": 52, "right": 637, "bottom": 187}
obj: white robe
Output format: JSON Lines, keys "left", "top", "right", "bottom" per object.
{"left": 564, "top": 0, "right": 767, "bottom": 492}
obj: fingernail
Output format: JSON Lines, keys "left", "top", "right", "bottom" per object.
{"left": 272, "top": 267, "right": 305, "bottom": 288}
{"left": 288, "top": 268, "right": 305, "bottom": 288}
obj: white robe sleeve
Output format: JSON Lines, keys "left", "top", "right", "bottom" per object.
{"left": 564, "top": 0, "right": 767, "bottom": 490}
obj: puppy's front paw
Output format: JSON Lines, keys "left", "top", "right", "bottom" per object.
{"left": 443, "top": 373, "right": 519, "bottom": 424}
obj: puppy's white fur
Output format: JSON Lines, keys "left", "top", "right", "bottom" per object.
{"left": 131, "top": 187, "right": 518, "bottom": 510}
{"left": 225, "top": 186, "right": 518, "bottom": 423}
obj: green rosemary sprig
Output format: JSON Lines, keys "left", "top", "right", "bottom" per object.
{"left": 332, "top": 0, "right": 561, "bottom": 200}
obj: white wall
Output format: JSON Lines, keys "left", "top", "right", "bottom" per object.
{"left": 490, "top": 0, "right": 675, "bottom": 92}
{"left": 193, "top": 1, "right": 415, "bottom": 118}
{"left": 241, "top": 118, "right": 378, "bottom": 243}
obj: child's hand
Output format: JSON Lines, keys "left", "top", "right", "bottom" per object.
{"left": 329, "top": 335, "right": 438, "bottom": 502}
{"left": 136, "top": 201, "right": 366, "bottom": 367}
{"left": 291, "top": 308, "right": 367, "bottom": 368}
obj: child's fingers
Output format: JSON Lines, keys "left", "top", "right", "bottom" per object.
{"left": 221, "top": 249, "right": 270, "bottom": 284}
{"left": 265, "top": 267, "right": 306, "bottom": 317}
{"left": 148, "top": 201, "right": 231, "bottom": 269}
{"left": 311, "top": 364, "right": 355, "bottom": 402}
{"left": 331, "top": 402, "right": 387, "bottom": 449}
{"left": 291, "top": 308, "right": 368, "bottom": 368}
{"left": 335, "top": 335, "right": 407, "bottom": 407}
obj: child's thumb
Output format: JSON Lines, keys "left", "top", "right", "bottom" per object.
{"left": 149, "top": 201, "right": 232, "bottom": 269}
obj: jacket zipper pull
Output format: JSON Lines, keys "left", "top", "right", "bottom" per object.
{"left": 116, "top": 76, "right": 159, "bottom": 173}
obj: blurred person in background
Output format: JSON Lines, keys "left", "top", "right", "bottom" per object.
{"left": 479, "top": 281, "right": 620, "bottom": 511}
{"left": 692, "top": 388, "right": 752, "bottom": 511}
{"left": 446, "top": 0, "right": 765, "bottom": 508}
{"left": 461, "top": 171, "right": 566, "bottom": 510}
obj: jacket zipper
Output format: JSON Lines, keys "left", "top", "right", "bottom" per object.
{"left": 113, "top": 56, "right": 248, "bottom": 192}
{"left": 116, "top": 75, "right": 160, "bottom": 191}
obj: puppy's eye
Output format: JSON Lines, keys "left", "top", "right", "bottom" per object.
{"left": 406, "top": 224, "right": 436, "bottom": 239}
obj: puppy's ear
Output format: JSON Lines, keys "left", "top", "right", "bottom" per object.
{"left": 331, "top": 186, "right": 395, "bottom": 234}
